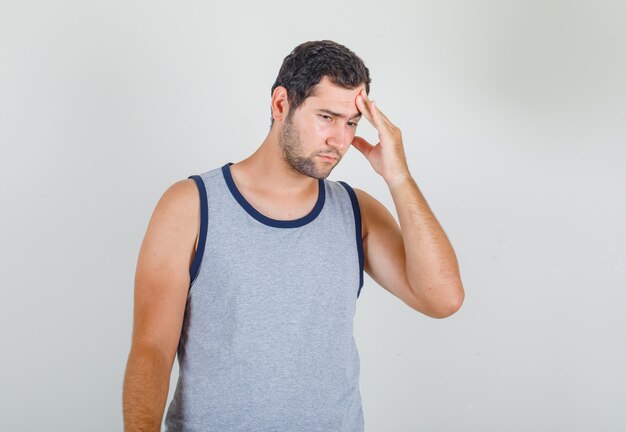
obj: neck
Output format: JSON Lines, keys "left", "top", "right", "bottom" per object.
{"left": 232, "top": 126, "right": 318, "bottom": 196}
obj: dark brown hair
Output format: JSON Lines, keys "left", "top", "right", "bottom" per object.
{"left": 270, "top": 40, "right": 372, "bottom": 127}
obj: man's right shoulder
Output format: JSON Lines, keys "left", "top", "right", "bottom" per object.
{"left": 158, "top": 178, "right": 201, "bottom": 212}
{"left": 155, "top": 166, "right": 220, "bottom": 218}
{"left": 144, "top": 178, "right": 202, "bottom": 264}
{"left": 148, "top": 178, "right": 202, "bottom": 239}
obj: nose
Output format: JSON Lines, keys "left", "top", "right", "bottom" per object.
{"left": 327, "top": 123, "right": 352, "bottom": 153}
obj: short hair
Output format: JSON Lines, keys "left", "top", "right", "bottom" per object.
{"left": 270, "top": 40, "right": 372, "bottom": 127}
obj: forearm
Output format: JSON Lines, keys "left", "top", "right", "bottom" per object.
{"left": 386, "top": 172, "right": 464, "bottom": 315}
{"left": 123, "top": 344, "right": 172, "bottom": 432}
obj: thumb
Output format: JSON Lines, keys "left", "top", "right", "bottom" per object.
{"left": 351, "top": 135, "right": 374, "bottom": 157}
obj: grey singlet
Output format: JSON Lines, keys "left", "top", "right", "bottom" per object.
{"left": 164, "top": 162, "right": 365, "bottom": 431}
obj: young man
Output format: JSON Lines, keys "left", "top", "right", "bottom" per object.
{"left": 123, "top": 40, "right": 464, "bottom": 431}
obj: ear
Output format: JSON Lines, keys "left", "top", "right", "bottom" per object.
{"left": 271, "top": 86, "right": 290, "bottom": 122}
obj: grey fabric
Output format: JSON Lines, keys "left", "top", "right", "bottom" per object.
{"left": 164, "top": 162, "right": 364, "bottom": 431}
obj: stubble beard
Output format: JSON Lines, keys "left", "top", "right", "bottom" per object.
{"left": 279, "top": 114, "right": 332, "bottom": 180}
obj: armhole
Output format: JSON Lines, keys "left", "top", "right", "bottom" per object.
{"left": 338, "top": 181, "right": 365, "bottom": 299}
{"left": 188, "top": 175, "right": 208, "bottom": 286}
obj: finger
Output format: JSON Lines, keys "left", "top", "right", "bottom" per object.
{"left": 370, "top": 99, "right": 396, "bottom": 131}
{"left": 351, "top": 135, "right": 375, "bottom": 157}
{"left": 360, "top": 90, "right": 389, "bottom": 129}
{"left": 360, "top": 89, "right": 377, "bottom": 114}
{"left": 361, "top": 89, "right": 394, "bottom": 128}
{"left": 356, "top": 93, "right": 377, "bottom": 128}
{"left": 355, "top": 95, "right": 369, "bottom": 123}
{"left": 370, "top": 100, "right": 382, "bottom": 125}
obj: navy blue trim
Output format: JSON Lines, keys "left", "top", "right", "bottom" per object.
{"left": 221, "top": 162, "right": 325, "bottom": 228}
{"left": 338, "top": 181, "right": 365, "bottom": 299}
{"left": 188, "top": 175, "right": 208, "bottom": 285}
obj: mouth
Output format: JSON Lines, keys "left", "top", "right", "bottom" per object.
{"left": 318, "top": 154, "right": 338, "bottom": 163}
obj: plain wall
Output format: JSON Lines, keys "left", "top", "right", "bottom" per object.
{"left": 1, "top": 1, "right": 624, "bottom": 431}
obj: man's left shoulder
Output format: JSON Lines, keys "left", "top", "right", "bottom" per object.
{"left": 351, "top": 187, "right": 374, "bottom": 240}
{"left": 351, "top": 187, "right": 378, "bottom": 214}
{"left": 335, "top": 182, "right": 370, "bottom": 240}
{"left": 350, "top": 187, "right": 398, "bottom": 243}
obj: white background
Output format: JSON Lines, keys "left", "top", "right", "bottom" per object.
{"left": 1, "top": 1, "right": 624, "bottom": 431}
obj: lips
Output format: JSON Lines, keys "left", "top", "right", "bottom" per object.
{"left": 319, "top": 154, "right": 337, "bottom": 162}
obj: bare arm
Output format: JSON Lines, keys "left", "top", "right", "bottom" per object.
{"left": 123, "top": 178, "right": 200, "bottom": 431}
{"left": 351, "top": 89, "right": 464, "bottom": 318}
{"left": 123, "top": 344, "right": 175, "bottom": 431}
{"left": 386, "top": 174, "right": 464, "bottom": 316}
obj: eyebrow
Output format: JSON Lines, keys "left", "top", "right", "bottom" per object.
{"left": 317, "top": 109, "right": 362, "bottom": 120}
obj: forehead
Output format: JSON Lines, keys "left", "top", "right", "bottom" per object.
{"left": 305, "top": 76, "right": 366, "bottom": 107}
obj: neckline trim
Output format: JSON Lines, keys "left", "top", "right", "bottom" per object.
{"left": 221, "top": 162, "right": 326, "bottom": 228}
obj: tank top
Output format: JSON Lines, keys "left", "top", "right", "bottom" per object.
{"left": 164, "top": 161, "right": 365, "bottom": 431}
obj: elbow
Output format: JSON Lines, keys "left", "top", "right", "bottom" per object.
{"left": 409, "top": 278, "right": 465, "bottom": 319}
{"left": 431, "top": 282, "right": 465, "bottom": 319}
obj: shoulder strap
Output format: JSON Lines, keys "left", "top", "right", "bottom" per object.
{"left": 188, "top": 175, "right": 208, "bottom": 286}
{"left": 337, "top": 181, "right": 365, "bottom": 298}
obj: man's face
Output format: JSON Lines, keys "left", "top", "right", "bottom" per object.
{"left": 278, "top": 76, "right": 365, "bottom": 179}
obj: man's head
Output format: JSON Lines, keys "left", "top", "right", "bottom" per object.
{"left": 270, "top": 40, "right": 371, "bottom": 127}
{"left": 269, "top": 40, "right": 372, "bottom": 179}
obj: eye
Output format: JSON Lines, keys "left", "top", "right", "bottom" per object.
{"left": 319, "top": 114, "right": 333, "bottom": 122}
{"left": 348, "top": 121, "right": 358, "bottom": 128}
